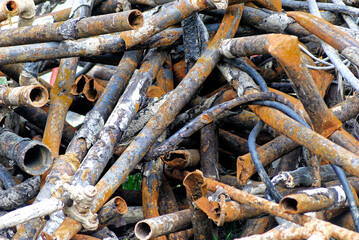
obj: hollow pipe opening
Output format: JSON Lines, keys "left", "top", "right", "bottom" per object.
{"left": 5, "top": 0, "right": 17, "bottom": 12}
{"left": 279, "top": 197, "right": 299, "bottom": 213}
{"left": 135, "top": 222, "right": 152, "bottom": 240}
{"left": 29, "top": 86, "right": 48, "bottom": 107}
{"left": 22, "top": 144, "right": 52, "bottom": 175}
{"left": 129, "top": 10, "right": 144, "bottom": 29}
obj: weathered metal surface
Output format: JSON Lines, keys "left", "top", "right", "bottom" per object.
{"left": 135, "top": 209, "right": 192, "bottom": 240}
{"left": 93, "top": 3, "right": 243, "bottom": 215}
{"left": 0, "top": 128, "right": 52, "bottom": 175}
{"left": 161, "top": 149, "right": 200, "bottom": 169}
{"left": 97, "top": 197, "right": 128, "bottom": 226}
{"left": 287, "top": 11, "right": 359, "bottom": 66}
{"left": 189, "top": 170, "right": 359, "bottom": 240}
{"left": 0, "top": 85, "right": 48, "bottom": 107}
{"left": 0, "top": 10, "right": 143, "bottom": 47}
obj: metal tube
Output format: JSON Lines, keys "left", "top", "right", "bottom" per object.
{"left": 97, "top": 197, "right": 128, "bottom": 226}
{"left": 93, "top": 4, "right": 243, "bottom": 213}
{"left": 135, "top": 209, "right": 192, "bottom": 240}
{"left": 161, "top": 149, "right": 200, "bottom": 169}
{"left": 189, "top": 170, "right": 359, "bottom": 240}
{"left": 0, "top": 128, "right": 52, "bottom": 175}
{"left": 279, "top": 186, "right": 346, "bottom": 214}
{"left": 0, "top": 10, "right": 144, "bottom": 47}
{"left": 0, "top": 198, "right": 63, "bottom": 230}
{"left": 0, "top": 85, "right": 48, "bottom": 107}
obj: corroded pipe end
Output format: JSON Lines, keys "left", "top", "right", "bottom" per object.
{"left": 25, "top": 85, "right": 48, "bottom": 107}
{"left": 183, "top": 170, "right": 206, "bottom": 200}
{"left": 161, "top": 149, "right": 200, "bottom": 169}
{"left": 279, "top": 196, "right": 299, "bottom": 214}
{"left": 135, "top": 221, "right": 152, "bottom": 240}
{"left": 4, "top": 0, "right": 17, "bottom": 14}
{"left": 128, "top": 10, "right": 144, "bottom": 30}
{"left": 16, "top": 140, "right": 52, "bottom": 176}
{"left": 114, "top": 197, "right": 128, "bottom": 215}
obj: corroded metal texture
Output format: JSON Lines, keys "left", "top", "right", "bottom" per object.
{"left": 0, "top": 85, "right": 48, "bottom": 107}
{"left": 0, "top": 10, "right": 144, "bottom": 47}
{"left": 70, "top": 49, "right": 167, "bottom": 188}
{"left": 135, "top": 209, "right": 192, "bottom": 240}
{"left": 0, "top": 128, "right": 52, "bottom": 176}
{"left": 279, "top": 186, "right": 346, "bottom": 214}
{"left": 97, "top": 197, "right": 128, "bottom": 226}
{"left": 93, "top": 4, "right": 243, "bottom": 215}
{"left": 287, "top": 11, "right": 359, "bottom": 66}
{"left": 160, "top": 149, "right": 200, "bottom": 169}
{"left": 190, "top": 170, "right": 359, "bottom": 240}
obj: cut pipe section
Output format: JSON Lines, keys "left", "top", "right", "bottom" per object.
{"left": 0, "top": 85, "right": 48, "bottom": 107}
{"left": 0, "top": 128, "right": 52, "bottom": 175}
{"left": 135, "top": 209, "right": 192, "bottom": 240}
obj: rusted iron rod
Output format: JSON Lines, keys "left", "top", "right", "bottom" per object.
{"left": 0, "top": 10, "right": 143, "bottom": 47}
{"left": 237, "top": 94, "right": 359, "bottom": 184}
{"left": 135, "top": 209, "right": 192, "bottom": 240}
{"left": 189, "top": 170, "right": 359, "bottom": 240}
{"left": 142, "top": 158, "right": 166, "bottom": 240}
{"left": 16, "top": 51, "right": 142, "bottom": 240}
{"left": 282, "top": 0, "right": 359, "bottom": 17}
{"left": 161, "top": 149, "right": 200, "bottom": 169}
{"left": 0, "top": 176, "right": 40, "bottom": 211}
{"left": 0, "top": 85, "right": 48, "bottom": 108}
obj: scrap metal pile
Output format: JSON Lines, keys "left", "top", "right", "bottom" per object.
{"left": 0, "top": 0, "right": 359, "bottom": 239}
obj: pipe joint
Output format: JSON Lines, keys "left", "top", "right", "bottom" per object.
{"left": 63, "top": 183, "right": 99, "bottom": 231}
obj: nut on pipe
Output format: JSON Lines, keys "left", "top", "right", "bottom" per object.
{"left": 0, "top": 85, "right": 48, "bottom": 107}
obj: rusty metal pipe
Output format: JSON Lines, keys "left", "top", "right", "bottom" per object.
{"left": 135, "top": 209, "right": 192, "bottom": 240}
{"left": 93, "top": 4, "right": 243, "bottom": 214}
{"left": 15, "top": 51, "right": 142, "bottom": 240}
{"left": 0, "top": 128, "right": 52, "bottom": 176}
{"left": 189, "top": 170, "right": 359, "bottom": 240}
{"left": 0, "top": 10, "right": 143, "bottom": 47}
{"left": 69, "top": 49, "right": 168, "bottom": 189}
{"left": 287, "top": 11, "right": 359, "bottom": 66}
{"left": 220, "top": 34, "right": 342, "bottom": 136}
{"left": 279, "top": 186, "right": 347, "bottom": 214}
{"left": 120, "top": 0, "right": 281, "bottom": 49}
{"left": 97, "top": 197, "right": 128, "bottom": 227}
{"left": 0, "top": 85, "right": 48, "bottom": 107}
{"left": 142, "top": 158, "right": 166, "bottom": 240}
{"left": 161, "top": 149, "right": 200, "bottom": 169}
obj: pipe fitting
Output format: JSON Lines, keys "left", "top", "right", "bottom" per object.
{"left": 63, "top": 184, "right": 99, "bottom": 231}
